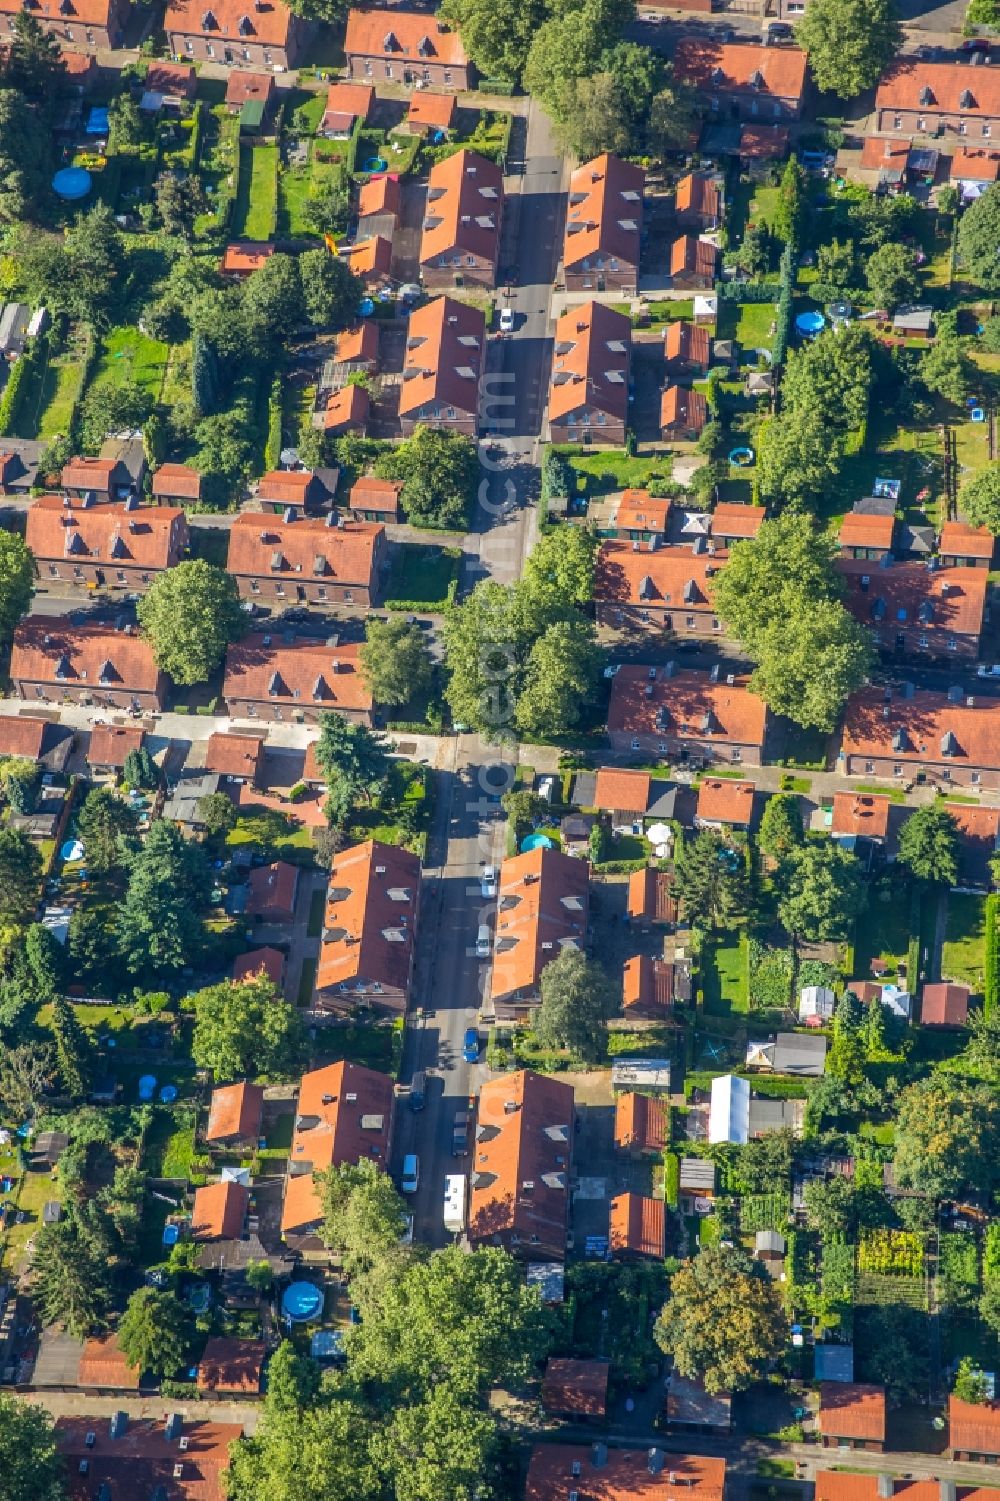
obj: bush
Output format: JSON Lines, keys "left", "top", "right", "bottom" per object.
{"left": 664, "top": 1151, "right": 680, "bottom": 1208}
{"left": 748, "top": 940, "right": 794, "bottom": 1010}
{"left": 984, "top": 1222, "right": 1000, "bottom": 1283}
{"left": 857, "top": 1228, "right": 924, "bottom": 1278}
{"left": 287, "top": 782, "right": 308, "bottom": 803}
{"left": 985, "top": 894, "right": 999, "bottom": 1018}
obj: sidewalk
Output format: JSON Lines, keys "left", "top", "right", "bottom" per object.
{"left": 24, "top": 1389, "right": 261, "bottom": 1434}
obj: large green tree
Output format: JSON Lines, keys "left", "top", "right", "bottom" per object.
{"left": 314, "top": 715, "right": 391, "bottom": 828}
{"left": 0, "top": 1041, "right": 54, "bottom": 1120}
{"left": 31, "top": 1218, "right": 110, "bottom": 1338}
{"left": 116, "top": 820, "right": 209, "bottom": 978}
{"left": 376, "top": 426, "right": 479, "bottom": 531}
{"left": 117, "top": 1287, "right": 192, "bottom": 1378}
{"left": 0, "top": 827, "right": 42, "bottom": 928}
{"left": 514, "top": 617, "right": 600, "bottom": 737}
{"left": 63, "top": 203, "right": 130, "bottom": 327}
{"left": 191, "top": 974, "right": 302, "bottom": 1080}
{"left": 376, "top": 1384, "right": 496, "bottom": 1501}
{"left": 534, "top": 947, "right": 615, "bottom": 1062}
{"left": 137, "top": 560, "right": 246, "bottom": 685}
{"left": 0, "top": 533, "right": 34, "bottom": 649}
{"left": 523, "top": 0, "right": 635, "bottom": 123}
{"left": 0, "top": 1393, "right": 66, "bottom": 1501}
{"left": 76, "top": 787, "right": 138, "bottom": 874}
{"left": 0, "top": 88, "right": 50, "bottom": 226}
{"left": 894, "top": 1077, "right": 1000, "bottom": 1198}
{"left": 796, "top": 0, "right": 901, "bottom": 97}
{"left": 958, "top": 462, "right": 1000, "bottom": 535}
{"left": 865, "top": 242, "right": 920, "bottom": 311}
{"left": 440, "top": 0, "right": 547, "bottom": 83}
{"left": 757, "top": 793, "right": 804, "bottom": 860}
{"left": 359, "top": 618, "right": 433, "bottom": 708}
{"left": 227, "top": 1381, "right": 378, "bottom": 1501}
{"left": 5, "top": 12, "right": 65, "bottom": 100}
{"left": 554, "top": 44, "right": 694, "bottom": 158}
{"left": 958, "top": 183, "right": 1000, "bottom": 291}
{"left": 51, "top": 996, "right": 96, "bottom": 1099}
{"left": 299, "top": 249, "right": 361, "bottom": 330}
{"left": 319, "top": 1158, "right": 409, "bottom": 1277}
{"left": 897, "top": 803, "right": 960, "bottom": 886}
{"left": 674, "top": 830, "right": 746, "bottom": 930}
{"left": 654, "top": 1245, "right": 787, "bottom": 1393}
{"left": 778, "top": 841, "right": 864, "bottom": 942}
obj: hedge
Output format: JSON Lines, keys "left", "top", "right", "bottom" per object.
{"left": 716, "top": 280, "right": 781, "bottom": 303}
{"left": 0, "top": 330, "right": 47, "bottom": 436}
{"left": 664, "top": 1151, "right": 680, "bottom": 1208}
{"left": 986, "top": 893, "right": 999, "bottom": 1018}
{"left": 264, "top": 371, "right": 282, "bottom": 471}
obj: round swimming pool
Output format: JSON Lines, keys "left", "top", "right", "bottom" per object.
{"left": 795, "top": 309, "right": 826, "bottom": 337}
{"left": 52, "top": 167, "right": 92, "bottom": 201}
{"left": 361, "top": 156, "right": 388, "bottom": 173}
{"left": 520, "top": 833, "right": 554, "bottom": 853}
{"left": 282, "top": 1281, "right": 324, "bottom": 1322}
{"left": 728, "top": 447, "right": 755, "bottom": 468}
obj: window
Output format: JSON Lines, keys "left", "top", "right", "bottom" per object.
{"left": 710, "top": 96, "right": 719, "bottom": 112}
{"left": 317, "top": 587, "right": 327, "bottom": 600}
{"left": 73, "top": 567, "right": 83, "bottom": 579}
{"left": 947, "top": 637, "right": 959, "bottom": 651}
{"left": 972, "top": 770, "right": 982, "bottom": 785}
{"left": 959, "top": 122, "right": 968, "bottom": 136}
{"left": 185, "top": 38, "right": 194, "bottom": 51}
{"left": 246, "top": 704, "right": 257, "bottom": 717}
{"left": 116, "top": 571, "right": 127, "bottom": 584}
{"left": 631, "top": 738, "right": 640, "bottom": 751}
{"left": 712, "top": 617, "right": 721, "bottom": 630}
{"left": 273, "top": 707, "right": 283, "bottom": 720}
{"left": 865, "top": 760, "right": 875, "bottom": 774}
{"left": 250, "top": 579, "right": 260, "bottom": 593}
{"left": 364, "top": 60, "right": 373, "bottom": 74}
{"left": 918, "top": 117, "right": 926, "bottom": 131}
{"left": 206, "top": 42, "right": 214, "bottom": 54}
{"left": 385, "top": 63, "right": 393, "bottom": 77}
{"left": 942, "top": 767, "right": 951, "bottom": 781}
{"left": 772, "top": 102, "right": 780, "bottom": 118}
{"left": 48, "top": 565, "right": 59, "bottom": 578}
{"left": 444, "top": 69, "right": 452, "bottom": 83}
{"left": 893, "top": 114, "right": 901, "bottom": 129}
{"left": 918, "top": 633, "right": 929, "bottom": 649}
{"left": 750, "top": 99, "right": 759, "bottom": 116}
{"left": 658, "top": 743, "right": 667, "bottom": 753}
{"left": 893, "top": 764, "right": 903, "bottom": 777}
{"left": 685, "top": 615, "right": 695, "bottom": 628}
{"left": 140, "top": 573, "right": 149, "bottom": 584}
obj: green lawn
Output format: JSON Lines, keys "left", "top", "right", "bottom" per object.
{"left": 385, "top": 544, "right": 460, "bottom": 609}
{"left": 227, "top": 808, "right": 314, "bottom": 857}
{"left": 307, "top": 886, "right": 325, "bottom": 938}
{"left": 941, "top": 892, "right": 987, "bottom": 995}
{"left": 702, "top": 937, "right": 749, "bottom": 1017}
{"left": 140, "top": 1107, "right": 197, "bottom": 1180}
{"left": 854, "top": 883, "right": 911, "bottom": 976}
{"left": 736, "top": 301, "right": 778, "bottom": 352}
{"left": 14, "top": 357, "right": 82, "bottom": 440}
{"left": 92, "top": 327, "right": 169, "bottom": 401}
{"left": 558, "top": 447, "right": 672, "bottom": 497}
{"left": 233, "top": 143, "right": 278, "bottom": 241}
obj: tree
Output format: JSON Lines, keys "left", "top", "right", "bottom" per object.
{"left": 523, "top": 0, "right": 635, "bottom": 123}
{"left": 0, "top": 88, "right": 50, "bottom": 226}
{"left": 865, "top": 241, "right": 920, "bottom": 310}
{"left": 245, "top": 1259, "right": 273, "bottom": 1294}
{"left": 897, "top": 803, "right": 960, "bottom": 886}
{"left": 796, "top": 0, "right": 901, "bottom": 97}
{"left": 500, "top": 788, "right": 547, "bottom": 829}
{"left": 515, "top": 617, "right": 600, "bottom": 736}
{"left": 0, "top": 828, "right": 42, "bottom": 927}
{"left": 5, "top": 11, "right": 65, "bottom": 101}
{"left": 654, "top": 1245, "right": 787, "bottom": 1393}
{"left": 227, "top": 1391, "right": 378, "bottom": 1501}
{"left": 314, "top": 715, "right": 390, "bottom": 827}
{"left": 78, "top": 378, "right": 153, "bottom": 454}
{"left": 117, "top": 1286, "right": 192, "bottom": 1378}
{"left": 857, "top": 1304, "right": 928, "bottom": 1401}
{"left": 755, "top": 405, "right": 841, "bottom": 510}
{"left": 674, "top": 830, "right": 746, "bottom": 930}
{"left": 24, "top": 923, "right": 66, "bottom": 1001}
{"left": 0, "top": 1041, "right": 54, "bottom": 1119}
{"left": 376, "top": 426, "right": 478, "bottom": 531}
{"left": 319, "top": 1158, "right": 409, "bottom": 1277}
{"left": 0, "top": 1393, "right": 66, "bottom": 1501}
{"left": 191, "top": 975, "right": 302, "bottom": 1080}
{"left": 440, "top": 0, "right": 547, "bottom": 83}
{"left": 303, "top": 174, "right": 351, "bottom": 240}
{"left": 757, "top": 793, "right": 803, "bottom": 860}
{"left": 954, "top": 1356, "right": 991, "bottom": 1405}
{"left": 31, "top": 1218, "right": 109, "bottom": 1337}
{"left": 197, "top": 791, "right": 237, "bottom": 838}
{"left": 803, "top": 1174, "right": 857, "bottom": 1237}
{"left": 816, "top": 238, "right": 856, "bottom": 290}
{"left": 299, "top": 249, "right": 360, "bottom": 330}
{"left": 522, "top": 526, "right": 598, "bottom": 614}
{"left": 377, "top": 1385, "right": 496, "bottom": 1501}
{"left": 63, "top": 203, "right": 129, "bottom": 327}
{"left": 980, "top": 1282, "right": 1000, "bottom": 1337}
{"left": 921, "top": 334, "right": 974, "bottom": 404}
{"left": 0, "top": 757, "right": 40, "bottom": 815}
{"left": 116, "top": 820, "right": 209, "bottom": 979}
{"left": 0, "top": 533, "right": 34, "bottom": 648}
{"left": 68, "top": 904, "right": 123, "bottom": 993}
{"left": 773, "top": 156, "right": 805, "bottom": 245}
{"left": 77, "top": 787, "right": 138, "bottom": 874}
{"left": 554, "top": 45, "right": 694, "bottom": 158}
{"left": 359, "top": 617, "right": 433, "bottom": 707}
{"left": 958, "top": 462, "right": 1000, "bottom": 535}
{"left": 282, "top": 0, "right": 350, "bottom": 21}
{"left": 155, "top": 171, "right": 206, "bottom": 240}
{"left": 51, "top": 996, "right": 96, "bottom": 1099}
{"left": 963, "top": 1006, "right": 1000, "bottom": 1076}
{"left": 241, "top": 254, "right": 305, "bottom": 353}
{"left": 780, "top": 324, "right": 873, "bottom": 438}
{"left": 534, "top": 948, "right": 615, "bottom": 1062}
{"left": 958, "top": 183, "right": 1000, "bottom": 291}
{"left": 137, "top": 560, "right": 246, "bottom": 685}
{"left": 778, "top": 842, "right": 864, "bottom": 942}
{"left": 123, "top": 744, "right": 158, "bottom": 789}
{"left": 894, "top": 1077, "right": 1000, "bottom": 1198}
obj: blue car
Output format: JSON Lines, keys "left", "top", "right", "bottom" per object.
{"left": 463, "top": 1027, "right": 480, "bottom": 1064}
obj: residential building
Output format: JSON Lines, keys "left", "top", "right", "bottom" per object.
{"left": 592, "top": 767, "right": 677, "bottom": 829}
{"left": 541, "top": 1358, "right": 610, "bottom": 1420}
{"left": 11, "top": 617, "right": 167, "bottom": 712}
{"left": 27, "top": 494, "right": 188, "bottom": 594}
{"left": 830, "top": 792, "right": 891, "bottom": 842}
{"left": 197, "top": 1338, "right": 265, "bottom": 1395}
{"left": 205, "top": 1081, "right": 265, "bottom": 1148}
{"left": 615, "top": 1092, "right": 669, "bottom": 1155}
{"left": 613, "top": 491, "right": 671, "bottom": 543}
{"left": 317, "top": 383, "right": 370, "bottom": 436}
{"left": 319, "top": 80, "right": 374, "bottom": 135}
{"left": 420, "top": 149, "right": 503, "bottom": 289}
{"left": 164, "top": 0, "right": 309, "bottom": 70}
{"left": 468, "top": 1069, "right": 575, "bottom": 1260}
{"left": 350, "top": 476, "right": 403, "bottom": 522}
{"left": 837, "top": 559, "right": 986, "bottom": 659}
{"left": 141, "top": 61, "right": 196, "bottom": 107}
{"left": 670, "top": 235, "right": 718, "bottom": 290}
{"left": 223, "top": 635, "right": 373, "bottom": 725}
{"left": 0, "top": 0, "right": 131, "bottom": 53}
{"left": 314, "top": 840, "right": 421, "bottom": 1015}
{"left": 222, "top": 242, "right": 274, "bottom": 278}
{"left": 257, "top": 468, "right": 327, "bottom": 514}
{"left": 548, "top": 302, "right": 631, "bottom": 446}
{"left": 709, "top": 1072, "right": 805, "bottom": 1142}
{"left": 491, "top": 847, "right": 589, "bottom": 1018}
{"left": 950, "top": 146, "right": 1000, "bottom": 198}
{"left": 225, "top": 68, "right": 274, "bottom": 113}
{"left": 525, "top": 1446, "right": 726, "bottom": 1501}
{"left": 674, "top": 38, "right": 808, "bottom": 120}
{"left": 819, "top": 1383, "right": 887, "bottom": 1451}
{"left": 407, "top": 90, "right": 457, "bottom": 134}
{"left": 345, "top": 9, "right": 471, "bottom": 89}
{"left": 332, "top": 323, "right": 380, "bottom": 375}
{"left": 710, "top": 502, "right": 765, "bottom": 544}
{"left": 696, "top": 777, "right": 755, "bottom": 828}
{"left": 226, "top": 513, "right": 388, "bottom": 611}
{"left": 204, "top": 731, "right": 265, "bottom": 785}
{"left": 56, "top": 1416, "right": 243, "bottom": 1498}
{"left": 817, "top": 1475, "right": 1000, "bottom": 1501}
{"left": 61, "top": 455, "right": 136, "bottom": 501}
{"left": 232, "top": 947, "right": 285, "bottom": 987}
{"left": 610, "top": 1191, "right": 665, "bottom": 1259}
{"left": 840, "top": 685, "right": 1000, "bottom": 789}
{"left": 192, "top": 1180, "right": 249, "bottom": 1241}
{"left": 920, "top": 981, "right": 970, "bottom": 1026}
{"left": 345, "top": 235, "right": 393, "bottom": 285}
{"left": 281, "top": 1060, "right": 394, "bottom": 1245}
{"left": 944, "top": 801, "right": 1000, "bottom": 887}
{"left": 623, "top": 953, "right": 689, "bottom": 1019}
{"left": 87, "top": 723, "right": 145, "bottom": 776}
{"left": 563, "top": 153, "right": 645, "bottom": 294}
{"left": 359, "top": 172, "right": 402, "bottom": 238}
{"left": 399, "top": 295, "right": 484, "bottom": 437}
{"left": 0, "top": 715, "right": 72, "bottom": 776}
{"left": 627, "top": 867, "right": 679, "bottom": 925}
{"left": 875, "top": 57, "right": 1000, "bottom": 140}
{"left": 950, "top": 1397, "right": 1000, "bottom": 1462}
{"left": 748, "top": 1032, "right": 827, "bottom": 1077}
{"left": 661, "top": 384, "right": 708, "bottom": 440}
{"left": 664, "top": 320, "right": 710, "bottom": 377}
{"left": 152, "top": 462, "right": 203, "bottom": 504}
{"left": 675, "top": 172, "right": 722, "bottom": 229}
{"left": 77, "top": 1334, "right": 140, "bottom": 1392}
{"left": 0, "top": 443, "right": 43, "bottom": 496}
{"left": 940, "top": 519, "right": 994, "bottom": 568}
{"left": 247, "top": 860, "right": 299, "bottom": 923}
{"left": 595, "top": 542, "right": 724, "bottom": 634}
{"left": 838, "top": 511, "right": 895, "bottom": 561}
{"left": 608, "top": 665, "right": 768, "bottom": 764}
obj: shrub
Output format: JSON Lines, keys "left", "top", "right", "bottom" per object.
{"left": 664, "top": 1151, "right": 680, "bottom": 1208}
{"left": 985, "top": 894, "right": 999, "bottom": 1018}
{"left": 748, "top": 940, "right": 794, "bottom": 1010}
{"left": 857, "top": 1229, "right": 924, "bottom": 1278}
{"left": 984, "top": 1222, "right": 1000, "bottom": 1283}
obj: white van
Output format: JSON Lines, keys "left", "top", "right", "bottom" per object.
{"left": 476, "top": 924, "right": 491, "bottom": 959}
{"left": 401, "top": 1154, "right": 419, "bottom": 1193}
{"left": 444, "top": 1174, "right": 467, "bottom": 1233}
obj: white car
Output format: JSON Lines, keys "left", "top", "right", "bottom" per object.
{"left": 401, "top": 1154, "right": 420, "bottom": 1194}
{"left": 481, "top": 866, "right": 497, "bottom": 899}
{"left": 978, "top": 664, "right": 1000, "bottom": 678}
{"left": 498, "top": 307, "right": 515, "bottom": 333}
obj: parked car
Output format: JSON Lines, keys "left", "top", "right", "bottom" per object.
{"left": 475, "top": 924, "right": 491, "bottom": 960}
{"left": 499, "top": 307, "right": 515, "bottom": 333}
{"left": 978, "top": 664, "right": 1000, "bottom": 678}
{"left": 481, "top": 866, "right": 497, "bottom": 899}
{"left": 452, "top": 1110, "right": 470, "bottom": 1155}
{"left": 401, "top": 1154, "right": 420, "bottom": 1193}
{"left": 409, "top": 1070, "right": 427, "bottom": 1111}
{"left": 463, "top": 1028, "right": 480, "bottom": 1064}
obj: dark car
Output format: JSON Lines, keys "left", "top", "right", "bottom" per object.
{"left": 463, "top": 1028, "right": 480, "bottom": 1064}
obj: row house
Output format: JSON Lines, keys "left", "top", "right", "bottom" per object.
{"left": 840, "top": 685, "right": 1000, "bottom": 790}
{"left": 344, "top": 9, "right": 471, "bottom": 89}
{"left": 875, "top": 57, "right": 1000, "bottom": 141}
{"left": 164, "top": 0, "right": 310, "bottom": 70}
{"left": 674, "top": 38, "right": 808, "bottom": 121}
{"left": 607, "top": 664, "right": 770, "bottom": 766}
{"left": 314, "top": 839, "right": 421, "bottom": 1015}
{"left": 491, "top": 847, "right": 590, "bottom": 1020}
{"left": 57, "top": 1417, "right": 242, "bottom": 1496}
{"left": 548, "top": 302, "right": 631, "bottom": 446}
{"left": 468, "top": 1069, "right": 575, "bottom": 1261}
{"left": 0, "top": 0, "right": 131, "bottom": 53}
{"left": 11, "top": 618, "right": 167, "bottom": 712}
{"left": 836, "top": 559, "right": 987, "bottom": 659}
{"left": 27, "top": 495, "right": 188, "bottom": 595}
{"left": 223, "top": 634, "right": 373, "bottom": 724}
{"left": 526, "top": 1448, "right": 725, "bottom": 1501}
{"left": 595, "top": 541, "right": 724, "bottom": 634}
{"left": 399, "top": 295, "right": 484, "bottom": 437}
{"left": 671, "top": 235, "right": 718, "bottom": 291}
{"left": 664, "top": 320, "right": 710, "bottom": 378}
{"left": 226, "top": 513, "right": 388, "bottom": 611}
{"left": 939, "top": 519, "right": 994, "bottom": 568}
{"left": 563, "top": 153, "right": 644, "bottom": 295}
{"left": 675, "top": 172, "right": 723, "bottom": 230}
{"left": 420, "top": 149, "right": 503, "bottom": 289}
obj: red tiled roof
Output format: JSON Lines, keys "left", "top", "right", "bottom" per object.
{"left": 192, "top": 1181, "right": 248, "bottom": 1241}
{"left": 526, "top": 1447, "right": 726, "bottom": 1501}
{"left": 818, "top": 1383, "right": 886, "bottom": 1442}
{"left": 876, "top": 57, "right": 1000, "bottom": 119}
{"left": 232, "top": 947, "right": 285, "bottom": 988}
{"left": 838, "top": 512, "right": 895, "bottom": 550}
{"left": 622, "top": 954, "right": 679, "bottom": 1016}
{"left": 196, "top": 1337, "right": 264, "bottom": 1394}
{"left": 322, "top": 81, "right": 374, "bottom": 127}
{"left": 541, "top": 1358, "right": 610, "bottom": 1418}
{"left": 204, "top": 731, "right": 265, "bottom": 780}
{"left": 358, "top": 174, "right": 401, "bottom": 220}
{"left": 62, "top": 52, "right": 96, "bottom": 76}
{"left": 408, "top": 91, "right": 457, "bottom": 129}
{"left": 951, "top": 1397, "right": 1000, "bottom": 1456}
{"left": 711, "top": 502, "right": 766, "bottom": 540}
{"left": 27, "top": 494, "right": 186, "bottom": 571}
{"left": 837, "top": 559, "right": 987, "bottom": 643}
{"left": 78, "top": 1334, "right": 140, "bottom": 1390}
{"left": 550, "top": 302, "right": 631, "bottom": 424}
{"left": 227, "top": 513, "right": 383, "bottom": 585}
{"left": 57, "top": 1417, "right": 242, "bottom": 1501}
{"left": 676, "top": 172, "right": 721, "bottom": 219}
{"left": 627, "top": 867, "right": 679, "bottom": 923}
{"left": 59, "top": 457, "right": 114, "bottom": 493}
{"left": 223, "top": 635, "right": 373, "bottom": 716}
{"left": 316, "top": 839, "right": 421, "bottom": 995}
{"left": 610, "top": 1192, "right": 665, "bottom": 1258}
{"left": 671, "top": 235, "right": 718, "bottom": 280}
{"left": 920, "top": 981, "right": 970, "bottom": 1026}
{"left": 350, "top": 476, "right": 403, "bottom": 514}
{"left": 860, "top": 136, "right": 910, "bottom": 171}
{"left": 345, "top": 8, "right": 468, "bottom": 67}
{"left": 206, "top": 1081, "right": 265, "bottom": 1143}
{"left": 282, "top": 1060, "right": 394, "bottom": 1233}
{"left": 145, "top": 62, "right": 196, "bottom": 97}
{"left": 11, "top": 617, "right": 164, "bottom": 698}
{"left": 617, "top": 490, "right": 671, "bottom": 534}
{"left": 830, "top": 792, "right": 891, "bottom": 839}
{"left": 492, "top": 847, "right": 590, "bottom": 1001}
{"left": 615, "top": 1091, "right": 669, "bottom": 1152}
{"left": 334, "top": 322, "right": 380, "bottom": 364}
{"left": 564, "top": 153, "right": 645, "bottom": 275}
{"left": 87, "top": 723, "right": 145, "bottom": 769}
{"left": 399, "top": 295, "right": 485, "bottom": 421}
{"left": 608, "top": 665, "right": 768, "bottom": 748}
{"left": 257, "top": 468, "right": 315, "bottom": 505}
{"left": 740, "top": 124, "right": 790, "bottom": 159}
{"left": 664, "top": 320, "right": 710, "bottom": 366}
{"left": 0, "top": 716, "right": 48, "bottom": 760}
{"left": 152, "top": 462, "right": 203, "bottom": 500}
{"left": 246, "top": 860, "right": 299, "bottom": 920}
{"left": 596, "top": 540, "right": 723, "bottom": 612}
{"left": 674, "top": 36, "right": 807, "bottom": 101}
{"left": 225, "top": 70, "right": 273, "bottom": 107}
{"left": 940, "top": 520, "right": 995, "bottom": 559}
{"left": 346, "top": 236, "right": 393, "bottom": 280}
{"left": 421, "top": 149, "right": 502, "bottom": 270}
{"left": 594, "top": 767, "right": 651, "bottom": 813}
{"left": 221, "top": 243, "right": 274, "bottom": 276}
{"left": 944, "top": 800, "right": 1000, "bottom": 845}
{"left": 841, "top": 686, "right": 1000, "bottom": 771}
{"left": 320, "top": 384, "right": 370, "bottom": 433}
{"left": 951, "top": 147, "right": 1000, "bottom": 182}
{"left": 165, "top": 0, "right": 296, "bottom": 48}
{"left": 817, "top": 1474, "right": 1000, "bottom": 1501}
{"left": 697, "top": 777, "right": 755, "bottom": 826}
{"left": 661, "top": 384, "right": 708, "bottom": 432}
{"left": 468, "top": 1069, "right": 575, "bottom": 1249}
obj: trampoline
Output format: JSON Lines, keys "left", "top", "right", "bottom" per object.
{"left": 60, "top": 839, "right": 84, "bottom": 863}
{"left": 728, "top": 446, "right": 755, "bottom": 467}
{"left": 795, "top": 309, "right": 826, "bottom": 337}
{"left": 282, "top": 1281, "right": 324, "bottom": 1322}
{"left": 85, "top": 106, "right": 109, "bottom": 135}
{"left": 52, "top": 167, "right": 92, "bottom": 201}
{"left": 520, "top": 833, "right": 553, "bottom": 853}
{"left": 137, "top": 1074, "right": 157, "bottom": 1101}
{"left": 361, "top": 156, "right": 388, "bottom": 173}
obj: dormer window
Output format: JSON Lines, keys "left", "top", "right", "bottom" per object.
{"left": 382, "top": 29, "right": 398, "bottom": 50}
{"left": 960, "top": 88, "right": 975, "bottom": 110}
{"left": 238, "top": 13, "right": 253, "bottom": 32}
{"left": 919, "top": 85, "right": 934, "bottom": 107}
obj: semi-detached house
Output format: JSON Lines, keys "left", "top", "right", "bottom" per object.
{"left": 223, "top": 634, "right": 373, "bottom": 724}
{"left": 468, "top": 1069, "right": 575, "bottom": 1261}
{"left": 314, "top": 839, "right": 421, "bottom": 1015}
{"left": 345, "top": 9, "right": 470, "bottom": 89}
{"left": 595, "top": 540, "right": 725, "bottom": 634}
{"left": 420, "top": 149, "right": 503, "bottom": 290}
{"left": 607, "top": 664, "right": 769, "bottom": 766}
{"left": 27, "top": 494, "right": 188, "bottom": 595}
{"left": 563, "top": 154, "right": 644, "bottom": 294}
{"left": 0, "top": 0, "right": 130, "bottom": 52}
{"left": 11, "top": 617, "right": 167, "bottom": 712}
{"left": 875, "top": 57, "right": 1000, "bottom": 140}
{"left": 226, "top": 513, "right": 388, "bottom": 610}
{"left": 840, "top": 685, "right": 1000, "bottom": 790}
{"left": 164, "top": 0, "right": 309, "bottom": 70}
{"left": 399, "top": 295, "right": 484, "bottom": 437}
{"left": 674, "top": 38, "right": 808, "bottom": 121}
{"left": 548, "top": 303, "right": 631, "bottom": 446}
{"left": 491, "top": 847, "right": 589, "bottom": 1021}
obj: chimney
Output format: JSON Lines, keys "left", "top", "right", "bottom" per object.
{"left": 591, "top": 1443, "right": 608, "bottom": 1469}
{"left": 877, "top": 1477, "right": 894, "bottom": 1500}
